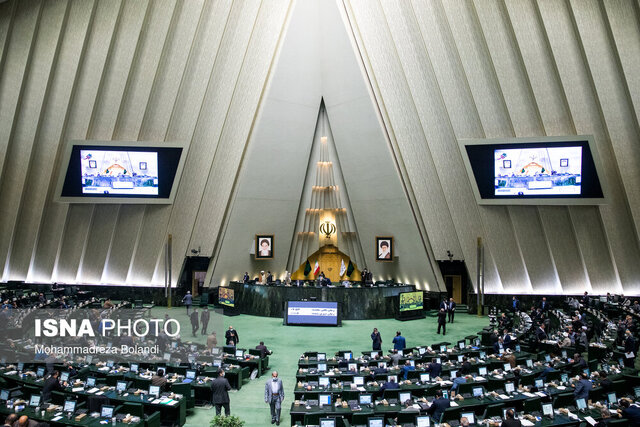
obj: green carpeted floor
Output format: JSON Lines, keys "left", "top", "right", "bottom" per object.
{"left": 150, "top": 308, "right": 488, "bottom": 427}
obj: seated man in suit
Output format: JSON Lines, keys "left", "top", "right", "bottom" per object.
{"left": 151, "top": 368, "right": 167, "bottom": 388}
{"left": 460, "top": 357, "right": 472, "bottom": 375}
{"left": 427, "top": 390, "right": 450, "bottom": 422}
{"left": 255, "top": 341, "right": 272, "bottom": 358}
{"left": 380, "top": 376, "right": 399, "bottom": 392}
{"left": 573, "top": 353, "right": 587, "bottom": 370}
{"left": 42, "top": 370, "right": 66, "bottom": 402}
{"left": 426, "top": 358, "right": 442, "bottom": 378}
{"left": 502, "top": 409, "right": 522, "bottom": 427}
{"left": 618, "top": 399, "right": 640, "bottom": 424}
{"left": 493, "top": 337, "right": 506, "bottom": 354}
{"left": 537, "top": 362, "right": 556, "bottom": 381}
{"left": 573, "top": 373, "right": 592, "bottom": 401}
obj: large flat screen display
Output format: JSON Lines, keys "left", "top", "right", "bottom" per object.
{"left": 460, "top": 136, "right": 605, "bottom": 205}
{"left": 56, "top": 141, "right": 186, "bottom": 204}
{"left": 285, "top": 301, "right": 339, "bottom": 326}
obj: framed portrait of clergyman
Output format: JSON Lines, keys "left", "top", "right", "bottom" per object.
{"left": 376, "top": 237, "right": 393, "bottom": 261}
{"left": 255, "top": 235, "right": 274, "bottom": 259}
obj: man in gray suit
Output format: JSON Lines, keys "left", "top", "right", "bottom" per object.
{"left": 264, "top": 371, "right": 285, "bottom": 425}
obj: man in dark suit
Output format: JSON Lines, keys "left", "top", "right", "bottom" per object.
{"left": 225, "top": 326, "right": 239, "bottom": 346}
{"left": 211, "top": 370, "right": 231, "bottom": 416}
{"left": 437, "top": 308, "right": 447, "bottom": 336}
{"left": 536, "top": 324, "right": 548, "bottom": 341}
{"left": 190, "top": 308, "right": 199, "bottom": 336}
{"left": 540, "top": 297, "right": 549, "bottom": 312}
{"left": 243, "top": 272, "right": 249, "bottom": 283}
{"left": 581, "top": 291, "right": 590, "bottom": 307}
{"left": 573, "top": 373, "right": 592, "bottom": 401}
{"left": 256, "top": 341, "right": 272, "bottom": 358}
{"left": 503, "top": 330, "right": 512, "bottom": 349}
{"left": 624, "top": 330, "right": 636, "bottom": 368}
{"left": 574, "top": 353, "right": 587, "bottom": 370}
{"left": 426, "top": 358, "right": 442, "bottom": 378}
{"left": 618, "top": 399, "right": 640, "bottom": 424}
{"left": 427, "top": 390, "right": 450, "bottom": 422}
{"left": 371, "top": 328, "right": 382, "bottom": 351}
{"left": 200, "top": 307, "right": 210, "bottom": 335}
{"left": 42, "top": 371, "right": 65, "bottom": 402}
{"left": 502, "top": 409, "right": 522, "bottom": 427}
{"left": 264, "top": 371, "right": 285, "bottom": 425}
{"left": 439, "top": 298, "right": 448, "bottom": 312}
{"left": 493, "top": 337, "right": 505, "bottom": 354}
{"left": 460, "top": 357, "right": 472, "bottom": 375}
{"left": 537, "top": 362, "right": 556, "bottom": 381}
{"left": 380, "top": 377, "right": 399, "bottom": 392}
{"left": 266, "top": 271, "right": 274, "bottom": 283}
{"left": 448, "top": 298, "right": 456, "bottom": 323}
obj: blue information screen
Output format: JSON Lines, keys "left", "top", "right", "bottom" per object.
{"left": 286, "top": 301, "right": 339, "bottom": 326}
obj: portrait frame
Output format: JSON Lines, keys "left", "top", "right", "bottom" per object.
{"left": 375, "top": 236, "right": 393, "bottom": 262}
{"left": 255, "top": 234, "right": 274, "bottom": 259}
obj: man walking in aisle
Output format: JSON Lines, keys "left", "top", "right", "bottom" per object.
{"left": 265, "top": 371, "right": 285, "bottom": 425}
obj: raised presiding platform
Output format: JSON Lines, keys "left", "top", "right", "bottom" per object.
{"left": 220, "top": 282, "right": 419, "bottom": 320}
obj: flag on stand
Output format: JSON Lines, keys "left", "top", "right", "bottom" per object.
{"left": 313, "top": 261, "right": 320, "bottom": 276}
{"left": 340, "top": 259, "right": 346, "bottom": 276}
{"left": 346, "top": 261, "right": 354, "bottom": 277}
{"left": 303, "top": 260, "right": 311, "bottom": 276}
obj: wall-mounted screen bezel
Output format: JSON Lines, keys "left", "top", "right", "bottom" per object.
{"left": 458, "top": 136, "right": 607, "bottom": 205}
{"left": 54, "top": 140, "right": 188, "bottom": 204}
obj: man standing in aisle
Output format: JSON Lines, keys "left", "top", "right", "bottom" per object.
{"left": 190, "top": 308, "right": 199, "bottom": 337}
{"left": 392, "top": 331, "right": 406, "bottom": 351}
{"left": 371, "top": 328, "right": 382, "bottom": 351}
{"left": 265, "top": 371, "right": 285, "bottom": 425}
{"left": 437, "top": 308, "right": 447, "bottom": 336}
{"left": 448, "top": 298, "right": 456, "bottom": 323}
{"left": 200, "top": 307, "right": 210, "bottom": 335}
{"left": 211, "top": 370, "right": 231, "bottom": 416}
{"left": 226, "top": 326, "right": 239, "bottom": 347}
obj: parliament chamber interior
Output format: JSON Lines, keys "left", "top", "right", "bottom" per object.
{"left": 1, "top": 0, "right": 640, "bottom": 426}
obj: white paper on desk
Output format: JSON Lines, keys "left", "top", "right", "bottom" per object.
{"left": 95, "top": 391, "right": 104, "bottom": 395}
{"left": 357, "top": 387, "right": 365, "bottom": 392}
{"left": 556, "top": 386, "right": 566, "bottom": 390}
{"left": 450, "top": 401, "right": 458, "bottom": 407}
{"left": 626, "top": 352, "right": 635, "bottom": 358}
{"left": 51, "top": 416, "right": 63, "bottom": 422}
{"left": 72, "top": 387, "right": 84, "bottom": 392}
{"left": 584, "top": 416, "right": 597, "bottom": 426}
{"left": 87, "top": 388, "right": 99, "bottom": 394}
{"left": 535, "top": 391, "right": 546, "bottom": 397}
{"left": 474, "top": 376, "right": 486, "bottom": 381}
{"left": 520, "top": 420, "right": 534, "bottom": 427}
{"left": 152, "top": 399, "right": 162, "bottom": 404}
{"left": 168, "top": 400, "right": 178, "bottom": 406}
{"left": 499, "top": 394, "right": 510, "bottom": 400}
{"left": 494, "top": 375, "right": 504, "bottom": 379}
{"left": 522, "top": 392, "right": 535, "bottom": 397}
